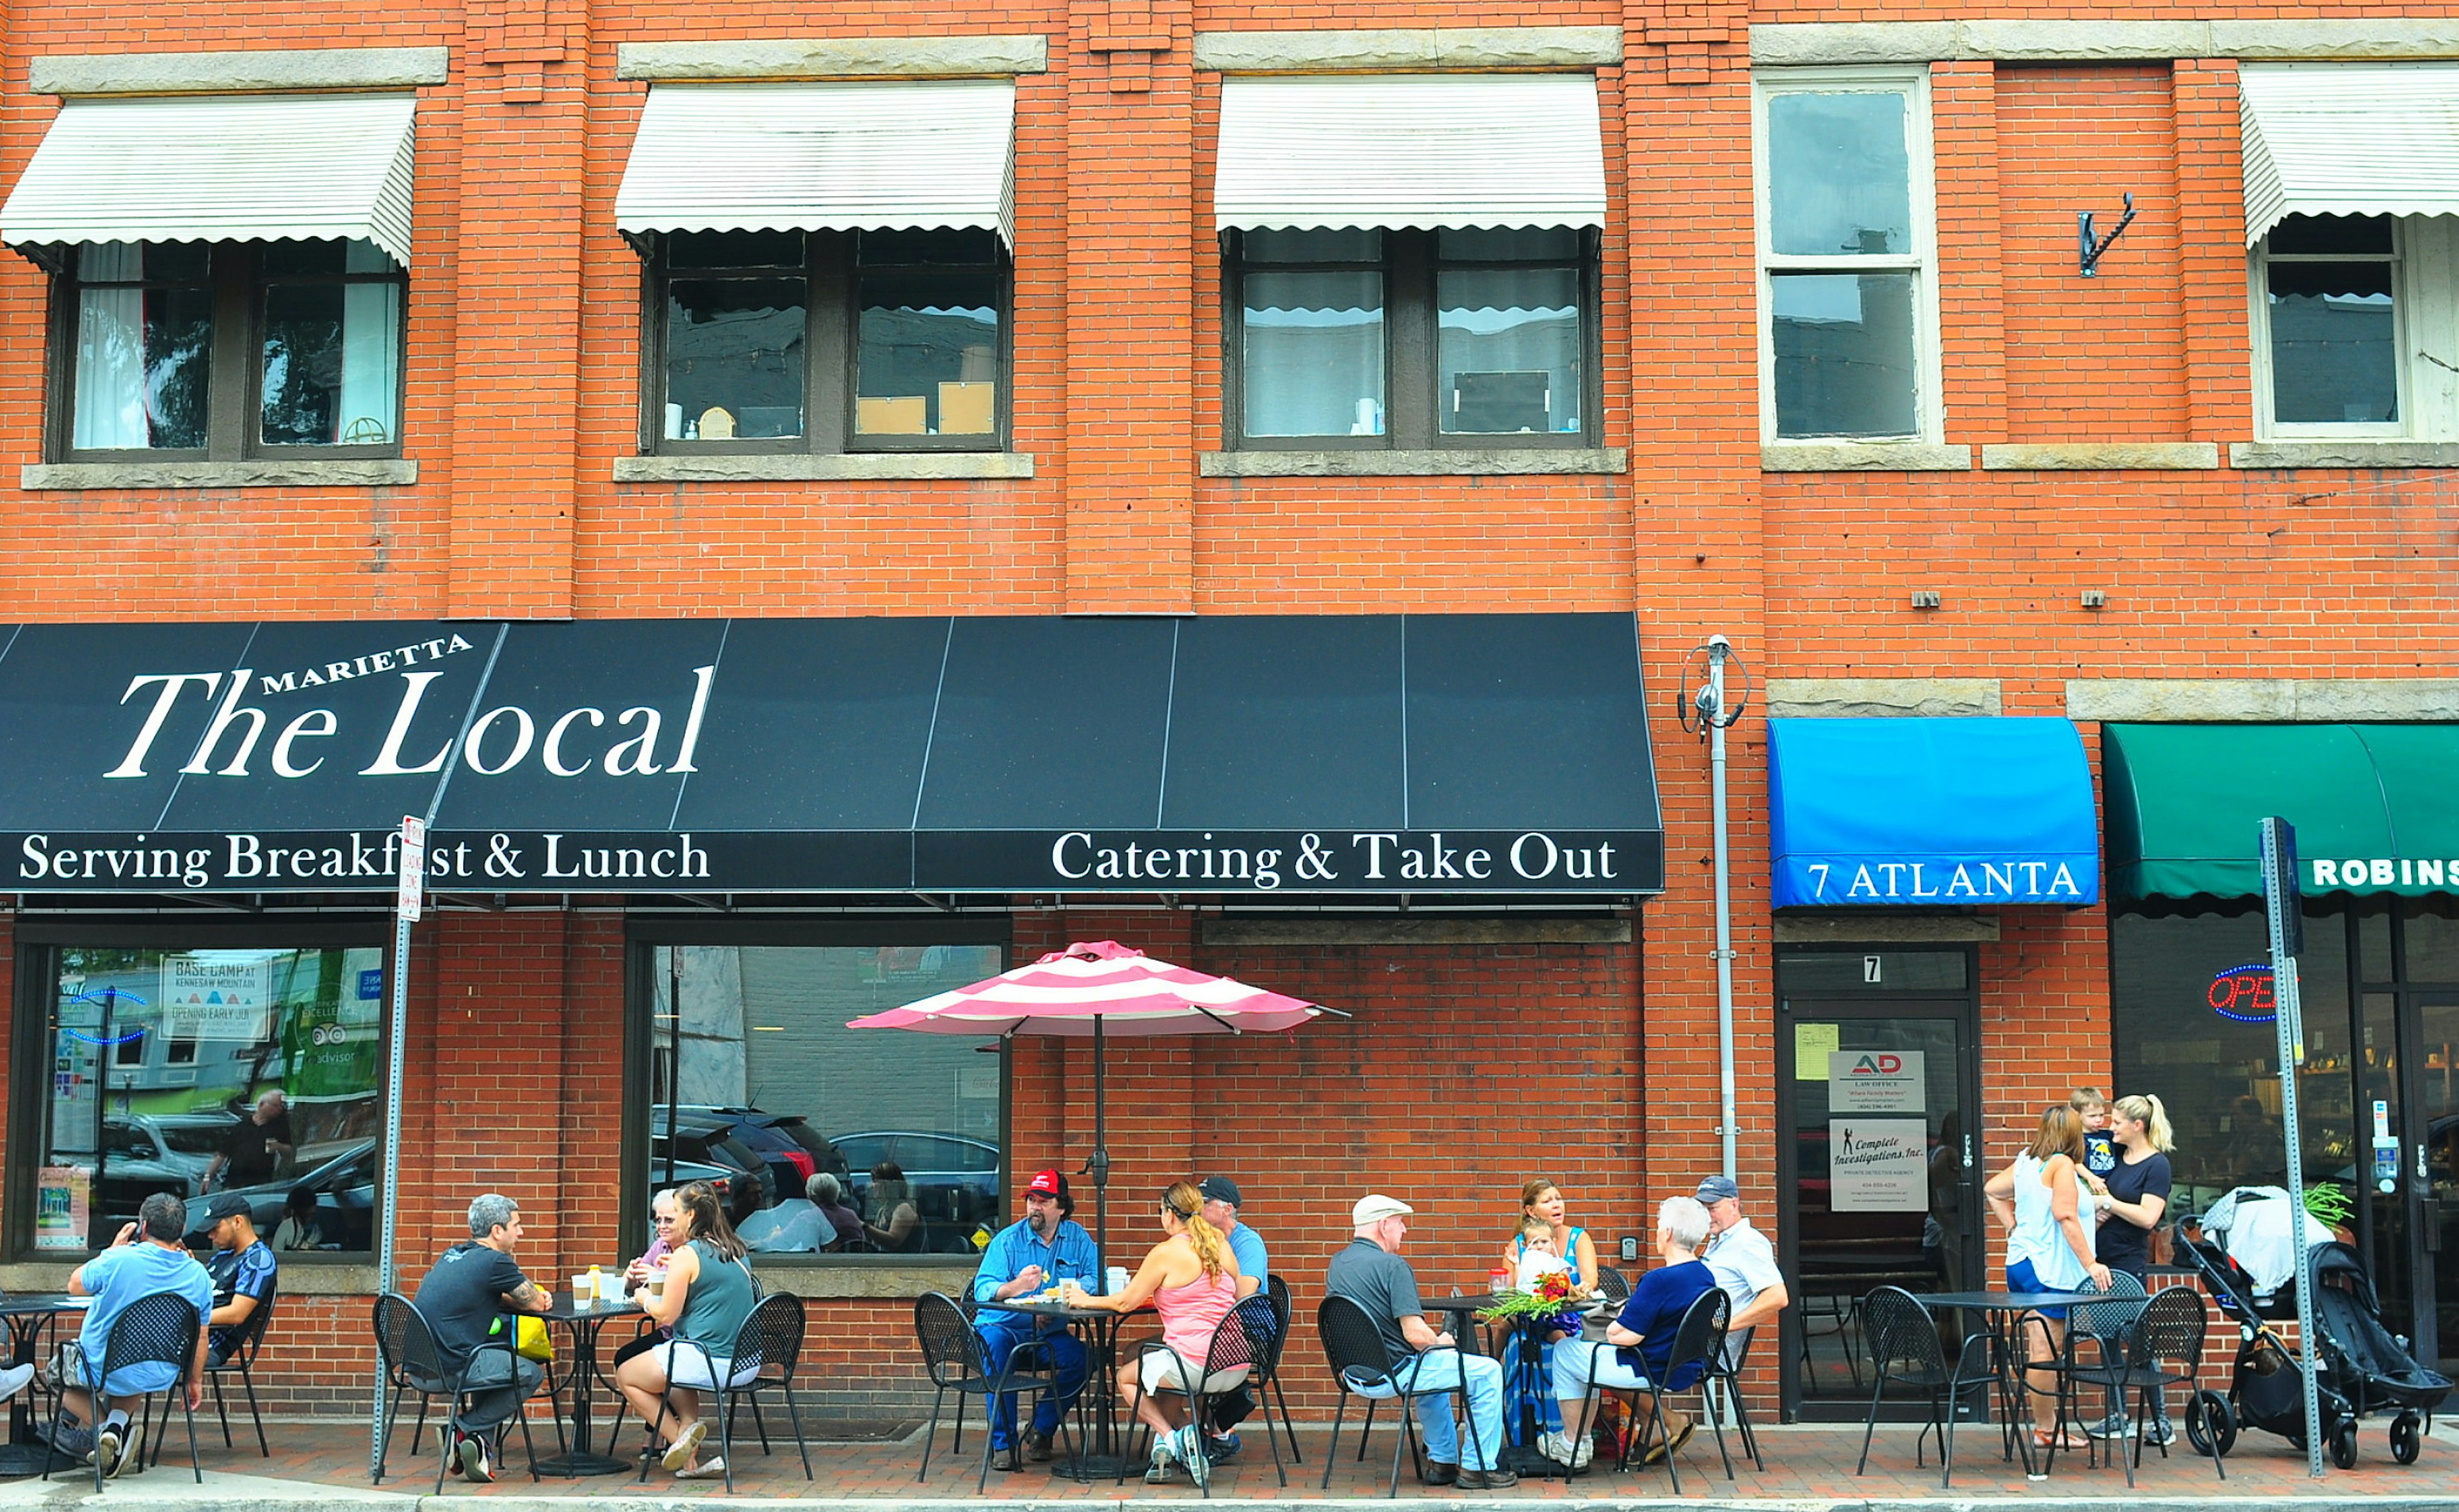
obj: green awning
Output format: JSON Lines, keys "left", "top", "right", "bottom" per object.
{"left": 2102, "top": 723, "right": 2459, "bottom": 900}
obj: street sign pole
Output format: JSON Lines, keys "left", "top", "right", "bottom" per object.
{"left": 2259, "top": 815, "right": 2325, "bottom": 1477}
{"left": 371, "top": 815, "right": 423, "bottom": 1481}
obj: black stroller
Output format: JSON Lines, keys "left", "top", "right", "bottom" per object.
{"left": 2179, "top": 1221, "right": 2448, "bottom": 1467}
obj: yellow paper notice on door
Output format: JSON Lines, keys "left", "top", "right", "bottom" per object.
{"left": 1795, "top": 1022, "right": 1840, "bottom": 1078}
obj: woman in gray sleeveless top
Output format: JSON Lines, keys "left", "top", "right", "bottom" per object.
{"left": 614, "top": 1180, "right": 761, "bottom": 1479}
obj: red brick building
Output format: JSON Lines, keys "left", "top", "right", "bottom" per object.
{"left": 0, "top": 0, "right": 2452, "bottom": 1440}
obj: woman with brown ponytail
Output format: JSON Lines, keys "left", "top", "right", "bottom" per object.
{"left": 1059, "top": 1180, "right": 1247, "bottom": 1487}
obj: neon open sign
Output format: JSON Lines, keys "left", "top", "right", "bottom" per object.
{"left": 2209, "top": 963, "right": 2276, "bottom": 1023}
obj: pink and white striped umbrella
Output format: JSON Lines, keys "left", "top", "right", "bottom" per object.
{"left": 846, "top": 939, "right": 1331, "bottom": 1037}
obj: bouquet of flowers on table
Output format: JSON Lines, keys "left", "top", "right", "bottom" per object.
{"left": 1475, "top": 1267, "right": 1588, "bottom": 1337}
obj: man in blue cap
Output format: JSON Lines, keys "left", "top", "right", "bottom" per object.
{"left": 1696, "top": 1175, "right": 1789, "bottom": 1362}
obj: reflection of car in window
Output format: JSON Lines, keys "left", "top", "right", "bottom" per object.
{"left": 834, "top": 1130, "right": 1001, "bottom": 1252}
{"left": 206, "top": 1139, "right": 378, "bottom": 1252}
{"left": 650, "top": 1118, "right": 777, "bottom": 1219}
{"left": 677, "top": 1106, "right": 847, "bottom": 1202}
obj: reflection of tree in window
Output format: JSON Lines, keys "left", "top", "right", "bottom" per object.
{"left": 665, "top": 281, "right": 806, "bottom": 439}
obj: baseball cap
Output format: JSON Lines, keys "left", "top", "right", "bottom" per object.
{"left": 1694, "top": 1175, "right": 1742, "bottom": 1204}
{"left": 186, "top": 1192, "right": 251, "bottom": 1237}
{"left": 1197, "top": 1175, "right": 1243, "bottom": 1207}
{"left": 1351, "top": 1194, "right": 1415, "bottom": 1226}
{"left": 1025, "top": 1169, "right": 1070, "bottom": 1199}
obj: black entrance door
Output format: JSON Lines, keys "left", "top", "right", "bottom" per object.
{"left": 1774, "top": 947, "right": 1983, "bottom": 1422}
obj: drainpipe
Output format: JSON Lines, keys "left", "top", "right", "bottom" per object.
{"left": 1706, "top": 637, "right": 1739, "bottom": 1181}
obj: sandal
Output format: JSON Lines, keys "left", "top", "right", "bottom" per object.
{"left": 2031, "top": 1427, "right": 2086, "bottom": 1451}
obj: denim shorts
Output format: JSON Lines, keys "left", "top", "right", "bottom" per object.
{"left": 2007, "top": 1258, "right": 2067, "bottom": 1320}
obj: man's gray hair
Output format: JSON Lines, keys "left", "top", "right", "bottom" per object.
{"left": 1659, "top": 1195, "right": 1712, "bottom": 1252}
{"left": 807, "top": 1171, "right": 843, "bottom": 1204}
{"left": 467, "top": 1192, "right": 519, "bottom": 1238}
{"left": 138, "top": 1191, "right": 188, "bottom": 1242}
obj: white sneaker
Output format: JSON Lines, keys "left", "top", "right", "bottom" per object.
{"left": 1538, "top": 1429, "right": 1595, "bottom": 1469}
{"left": 93, "top": 1421, "right": 124, "bottom": 1478}
{"left": 0, "top": 1363, "right": 33, "bottom": 1402}
{"left": 674, "top": 1456, "right": 727, "bottom": 1480}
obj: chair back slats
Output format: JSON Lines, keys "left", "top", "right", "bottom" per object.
{"left": 2070, "top": 1270, "right": 2148, "bottom": 1348}
{"left": 1863, "top": 1286, "right": 1949, "bottom": 1375}
{"left": 225, "top": 1274, "right": 279, "bottom": 1364}
{"left": 1317, "top": 1294, "right": 1400, "bottom": 1389}
{"left": 1664, "top": 1287, "right": 1729, "bottom": 1381}
{"left": 914, "top": 1292, "right": 990, "bottom": 1389}
{"left": 102, "top": 1290, "right": 204, "bottom": 1386}
{"left": 730, "top": 1292, "right": 805, "bottom": 1381}
{"left": 1266, "top": 1272, "right": 1293, "bottom": 1333}
{"left": 1595, "top": 1265, "right": 1631, "bottom": 1302}
{"left": 373, "top": 1292, "right": 450, "bottom": 1391}
{"left": 2132, "top": 1285, "right": 2209, "bottom": 1370}
{"left": 1197, "top": 1292, "right": 1274, "bottom": 1378}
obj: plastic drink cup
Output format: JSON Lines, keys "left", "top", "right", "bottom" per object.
{"left": 1105, "top": 1265, "right": 1131, "bottom": 1295}
{"left": 1489, "top": 1267, "right": 1511, "bottom": 1295}
{"left": 571, "top": 1274, "right": 591, "bottom": 1299}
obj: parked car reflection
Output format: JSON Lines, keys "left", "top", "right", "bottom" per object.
{"left": 833, "top": 1130, "right": 1000, "bottom": 1252}
{"left": 195, "top": 1139, "right": 378, "bottom": 1251}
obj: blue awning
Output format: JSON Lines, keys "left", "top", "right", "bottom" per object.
{"left": 1767, "top": 717, "right": 2100, "bottom": 907}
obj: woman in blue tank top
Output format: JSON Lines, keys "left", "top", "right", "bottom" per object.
{"left": 615, "top": 1180, "right": 761, "bottom": 1480}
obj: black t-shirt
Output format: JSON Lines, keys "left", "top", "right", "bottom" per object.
{"left": 1324, "top": 1237, "right": 1424, "bottom": 1362}
{"left": 218, "top": 1112, "right": 295, "bottom": 1185}
{"left": 2097, "top": 1151, "right": 2173, "bottom": 1276}
{"left": 2082, "top": 1130, "right": 2118, "bottom": 1180}
{"left": 413, "top": 1242, "right": 530, "bottom": 1372}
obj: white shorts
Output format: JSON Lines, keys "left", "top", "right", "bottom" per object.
{"left": 1137, "top": 1351, "right": 1251, "bottom": 1397}
{"left": 653, "top": 1341, "right": 761, "bottom": 1392}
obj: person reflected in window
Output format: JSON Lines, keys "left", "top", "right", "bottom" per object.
{"left": 808, "top": 1173, "right": 864, "bottom": 1252}
{"left": 203, "top": 1090, "right": 293, "bottom": 1192}
{"left": 863, "top": 1161, "right": 920, "bottom": 1253}
{"left": 272, "top": 1187, "right": 323, "bottom": 1252}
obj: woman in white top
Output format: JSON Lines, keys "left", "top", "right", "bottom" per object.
{"left": 1985, "top": 1105, "right": 2109, "bottom": 1449}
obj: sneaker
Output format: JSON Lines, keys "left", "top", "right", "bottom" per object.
{"left": 1538, "top": 1429, "right": 1595, "bottom": 1470}
{"left": 660, "top": 1419, "right": 706, "bottom": 1472}
{"left": 1175, "top": 1426, "right": 1210, "bottom": 1490}
{"left": 53, "top": 1420, "right": 94, "bottom": 1461}
{"left": 2085, "top": 1410, "right": 2136, "bottom": 1439}
{"left": 106, "top": 1423, "right": 142, "bottom": 1479}
{"left": 1144, "top": 1459, "right": 1182, "bottom": 1484}
{"left": 674, "top": 1456, "right": 727, "bottom": 1480}
{"left": 457, "top": 1430, "right": 494, "bottom": 1483}
{"left": 2145, "top": 1419, "right": 2176, "bottom": 1447}
{"left": 989, "top": 1445, "right": 1022, "bottom": 1472}
{"left": 1204, "top": 1429, "right": 1240, "bottom": 1463}
{"left": 1022, "top": 1427, "right": 1053, "bottom": 1462}
{"left": 1420, "top": 1460, "right": 1459, "bottom": 1486}
{"left": 0, "top": 1363, "right": 34, "bottom": 1402}
{"left": 93, "top": 1421, "right": 124, "bottom": 1478}
{"left": 1457, "top": 1467, "right": 1521, "bottom": 1490}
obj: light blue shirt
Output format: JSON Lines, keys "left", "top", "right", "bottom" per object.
{"left": 1226, "top": 1221, "right": 1268, "bottom": 1285}
{"left": 77, "top": 1240, "right": 215, "bottom": 1395}
{"left": 972, "top": 1217, "right": 1101, "bottom": 1313}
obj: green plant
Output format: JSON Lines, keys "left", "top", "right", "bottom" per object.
{"left": 2304, "top": 1181, "right": 2354, "bottom": 1230}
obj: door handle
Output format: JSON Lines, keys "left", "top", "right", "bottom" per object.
{"left": 1963, "top": 1131, "right": 1975, "bottom": 1170}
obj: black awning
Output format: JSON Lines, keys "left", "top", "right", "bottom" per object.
{"left": 0, "top": 614, "right": 1662, "bottom": 896}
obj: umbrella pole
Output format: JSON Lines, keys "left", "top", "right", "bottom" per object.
{"left": 1090, "top": 1016, "right": 1109, "bottom": 1283}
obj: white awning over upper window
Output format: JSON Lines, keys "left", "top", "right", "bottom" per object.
{"left": 2240, "top": 63, "right": 2459, "bottom": 245}
{"left": 1, "top": 93, "right": 419, "bottom": 265}
{"left": 615, "top": 81, "right": 1017, "bottom": 247}
{"left": 1213, "top": 73, "right": 1606, "bottom": 232}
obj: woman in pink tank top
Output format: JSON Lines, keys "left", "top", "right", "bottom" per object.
{"left": 1059, "top": 1180, "right": 1249, "bottom": 1485}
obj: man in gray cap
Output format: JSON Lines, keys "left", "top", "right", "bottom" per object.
{"left": 1695, "top": 1176, "right": 1789, "bottom": 1360}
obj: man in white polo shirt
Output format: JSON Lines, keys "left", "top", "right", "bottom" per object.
{"left": 1695, "top": 1175, "right": 1789, "bottom": 1364}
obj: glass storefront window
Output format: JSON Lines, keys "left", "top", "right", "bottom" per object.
{"left": 645, "top": 944, "right": 1003, "bottom": 1258}
{"left": 40, "top": 945, "right": 384, "bottom": 1254}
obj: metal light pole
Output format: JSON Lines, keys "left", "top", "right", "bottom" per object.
{"left": 2260, "top": 817, "right": 2325, "bottom": 1477}
{"left": 371, "top": 815, "right": 423, "bottom": 1481}
{"left": 1689, "top": 636, "right": 1749, "bottom": 1182}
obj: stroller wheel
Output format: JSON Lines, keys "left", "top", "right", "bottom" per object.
{"left": 2390, "top": 1414, "right": 2421, "bottom": 1466}
{"left": 2330, "top": 1420, "right": 2359, "bottom": 1470}
{"left": 2186, "top": 1392, "right": 2236, "bottom": 1458}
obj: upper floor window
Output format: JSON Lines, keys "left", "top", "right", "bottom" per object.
{"left": 2253, "top": 214, "right": 2404, "bottom": 434}
{"left": 1224, "top": 226, "right": 1598, "bottom": 448}
{"left": 645, "top": 227, "right": 1007, "bottom": 453}
{"left": 54, "top": 239, "right": 405, "bottom": 460}
{"left": 1754, "top": 70, "right": 1938, "bottom": 443}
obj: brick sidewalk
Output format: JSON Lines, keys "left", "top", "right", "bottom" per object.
{"left": 33, "top": 1413, "right": 2444, "bottom": 1502}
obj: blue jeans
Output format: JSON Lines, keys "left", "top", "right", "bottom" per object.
{"left": 1348, "top": 1350, "right": 1505, "bottom": 1472}
{"left": 974, "top": 1315, "right": 1086, "bottom": 1451}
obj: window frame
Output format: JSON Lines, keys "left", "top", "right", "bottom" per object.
{"left": 1219, "top": 225, "right": 1603, "bottom": 451}
{"left": 636, "top": 228, "right": 1014, "bottom": 459}
{"left": 1752, "top": 67, "right": 1942, "bottom": 446}
{"left": 620, "top": 917, "right": 1012, "bottom": 1269}
{"left": 4, "top": 921, "right": 391, "bottom": 1265}
{"left": 45, "top": 241, "right": 409, "bottom": 464}
{"left": 2250, "top": 216, "right": 2410, "bottom": 440}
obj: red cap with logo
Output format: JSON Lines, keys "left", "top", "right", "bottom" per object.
{"left": 1026, "top": 1168, "right": 1070, "bottom": 1199}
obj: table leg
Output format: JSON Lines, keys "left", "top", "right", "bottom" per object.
{"left": 1056, "top": 1317, "right": 1130, "bottom": 1482}
{"left": 533, "top": 1318, "right": 628, "bottom": 1475}
{"left": 0, "top": 1316, "right": 60, "bottom": 1477}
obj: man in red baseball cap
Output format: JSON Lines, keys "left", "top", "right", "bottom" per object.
{"left": 968, "top": 1168, "right": 1100, "bottom": 1470}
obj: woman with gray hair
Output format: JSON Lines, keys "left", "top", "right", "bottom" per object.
{"left": 808, "top": 1173, "right": 864, "bottom": 1251}
{"left": 1540, "top": 1195, "right": 1720, "bottom": 1471}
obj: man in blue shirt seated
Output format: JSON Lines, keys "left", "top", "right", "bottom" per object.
{"left": 971, "top": 1168, "right": 1100, "bottom": 1470}
{"left": 1196, "top": 1175, "right": 1267, "bottom": 1461}
{"left": 1543, "top": 1195, "right": 1719, "bottom": 1472}
{"left": 186, "top": 1192, "right": 277, "bottom": 1367}
{"left": 59, "top": 1192, "right": 216, "bottom": 1478}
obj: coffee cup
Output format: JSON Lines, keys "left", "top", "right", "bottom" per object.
{"left": 571, "top": 1274, "right": 591, "bottom": 1300}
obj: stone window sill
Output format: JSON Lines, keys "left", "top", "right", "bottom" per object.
{"left": 614, "top": 453, "right": 1034, "bottom": 483}
{"left": 1760, "top": 441, "right": 1970, "bottom": 472}
{"left": 2230, "top": 439, "right": 2459, "bottom": 469}
{"left": 1199, "top": 447, "right": 1626, "bottom": 478}
{"left": 1981, "top": 442, "right": 2219, "bottom": 471}
{"left": 22, "top": 460, "right": 416, "bottom": 490}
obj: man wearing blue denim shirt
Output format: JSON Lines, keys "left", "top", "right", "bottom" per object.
{"left": 971, "top": 1168, "right": 1100, "bottom": 1470}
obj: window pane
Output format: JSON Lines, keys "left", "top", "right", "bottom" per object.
{"left": 664, "top": 279, "right": 806, "bottom": 440}
{"left": 1767, "top": 92, "right": 1913, "bottom": 256}
{"left": 1243, "top": 270, "right": 1384, "bottom": 437}
{"left": 42, "top": 947, "right": 385, "bottom": 1253}
{"left": 1244, "top": 228, "right": 1381, "bottom": 264}
{"left": 2268, "top": 214, "right": 2393, "bottom": 257}
{"left": 856, "top": 273, "right": 1001, "bottom": 437}
{"left": 74, "top": 285, "right": 211, "bottom": 450}
{"left": 79, "top": 241, "right": 209, "bottom": 283}
{"left": 1771, "top": 271, "right": 1917, "bottom": 437}
{"left": 669, "top": 229, "right": 804, "bottom": 270}
{"left": 1438, "top": 227, "right": 1580, "bottom": 263}
{"left": 647, "top": 945, "right": 1004, "bottom": 1255}
{"left": 1438, "top": 268, "right": 1579, "bottom": 434}
{"left": 261, "top": 281, "right": 402, "bottom": 445}
{"left": 2269, "top": 261, "right": 2396, "bottom": 424}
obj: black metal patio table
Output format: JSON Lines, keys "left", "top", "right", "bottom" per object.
{"left": 530, "top": 1290, "right": 644, "bottom": 1476}
{"left": 1425, "top": 1290, "right": 1583, "bottom": 1479}
{"left": 0, "top": 1294, "right": 87, "bottom": 1476}
{"left": 1914, "top": 1288, "right": 2136, "bottom": 1481}
{"left": 976, "top": 1294, "right": 1152, "bottom": 1482}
